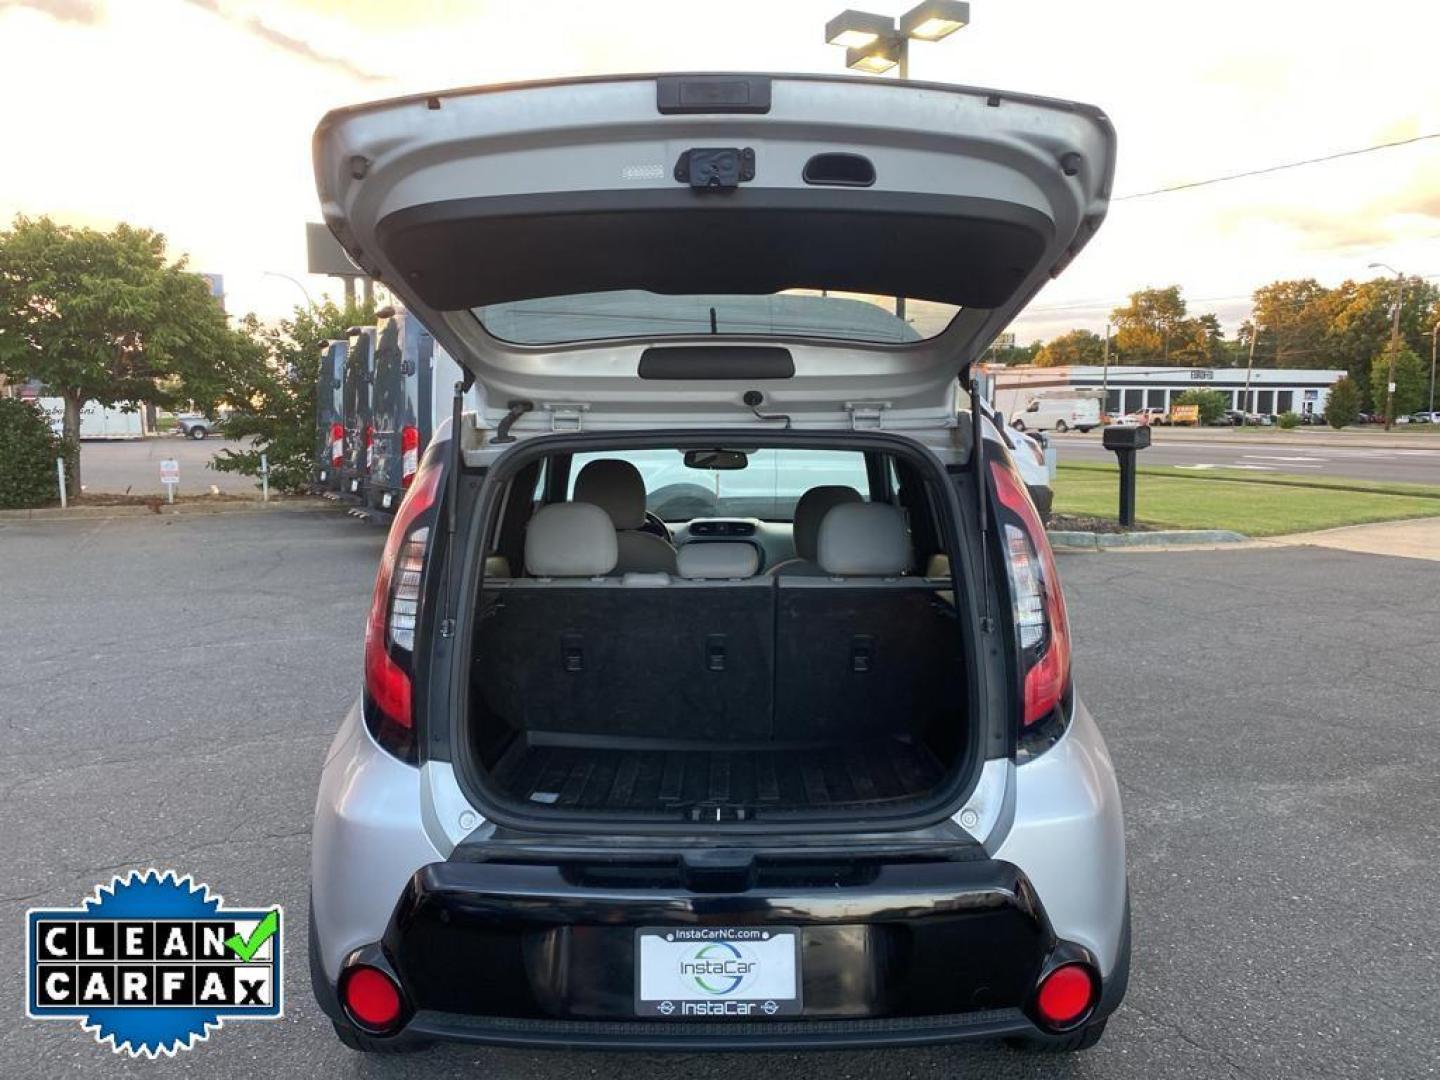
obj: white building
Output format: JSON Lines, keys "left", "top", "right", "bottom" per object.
{"left": 987, "top": 364, "right": 1346, "bottom": 418}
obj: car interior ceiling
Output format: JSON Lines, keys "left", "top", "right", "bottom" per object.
{"left": 467, "top": 444, "right": 969, "bottom": 819}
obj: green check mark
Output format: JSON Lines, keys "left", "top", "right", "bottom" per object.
{"left": 225, "top": 910, "right": 279, "bottom": 962}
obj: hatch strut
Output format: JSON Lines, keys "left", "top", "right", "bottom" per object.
{"left": 439, "top": 373, "right": 474, "bottom": 639}
{"left": 967, "top": 376, "right": 994, "bottom": 634}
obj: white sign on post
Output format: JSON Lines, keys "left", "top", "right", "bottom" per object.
{"left": 160, "top": 458, "right": 180, "bottom": 503}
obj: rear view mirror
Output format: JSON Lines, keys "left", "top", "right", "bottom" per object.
{"left": 684, "top": 449, "right": 749, "bottom": 470}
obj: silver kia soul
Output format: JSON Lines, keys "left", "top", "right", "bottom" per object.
{"left": 309, "top": 72, "right": 1128, "bottom": 1054}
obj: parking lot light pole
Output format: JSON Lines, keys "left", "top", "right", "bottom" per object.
{"left": 1368, "top": 262, "right": 1405, "bottom": 431}
{"left": 825, "top": 3, "right": 971, "bottom": 321}
{"left": 1430, "top": 321, "right": 1438, "bottom": 415}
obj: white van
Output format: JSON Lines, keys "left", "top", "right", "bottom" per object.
{"left": 1009, "top": 392, "right": 1101, "bottom": 434}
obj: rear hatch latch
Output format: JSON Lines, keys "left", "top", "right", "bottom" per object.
{"left": 674, "top": 147, "right": 756, "bottom": 190}
{"left": 846, "top": 401, "right": 890, "bottom": 429}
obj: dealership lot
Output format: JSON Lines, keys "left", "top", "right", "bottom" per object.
{"left": 2, "top": 509, "right": 1437, "bottom": 1078}
{"left": 75, "top": 437, "right": 260, "bottom": 496}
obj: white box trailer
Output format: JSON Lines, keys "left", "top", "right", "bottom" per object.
{"left": 37, "top": 397, "right": 148, "bottom": 439}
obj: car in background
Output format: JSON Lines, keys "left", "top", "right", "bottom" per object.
{"left": 1213, "top": 410, "right": 1242, "bottom": 426}
{"left": 991, "top": 406, "right": 1055, "bottom": 522}
{"left": 1009, "top": 392, "right": 1101, "bottom": 434}
{"left": 1137, "top": 407, "right": 1168, "bottom": 426}
{"left": 1409, "top": 411, "right": 1440, "bottom": 424}
{"left": 1105, "top": 413, "right": 1141, "bottom": 427}
{"left": 314, "top": 338, "right": 348, "bottom": 492}
{"left": 174, "top": 413, "right": 223, "bottom": 439}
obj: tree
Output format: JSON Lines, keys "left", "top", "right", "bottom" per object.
{"left": 1325, "top": 276, "right": 1440, "bottom": 397}
{"left": 1368, "top": 347, "right": 1426, "bottom": 421}
{"left": 0, "top": 215, "right": 252, "bottom": 487}
{"left": 1172, "top": 388, "right": 1228, "bottom": 425}
{"left": 211, "top": 298, "right": 376, "bottom": 494}
{"left": 1251, "top": 279, "right": 1331, "bottom": 367}
{"left": 1034, "top": 329, "right": 1105, "bottom": 367}
{"left": 1323, "top": 375, "right": 1360, "bottom": 428}
{"left": 1111, "top": 285, "right": 1188, "bottom": 361}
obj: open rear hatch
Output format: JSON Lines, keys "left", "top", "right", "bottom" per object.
{"left": 314, "top": 73, "right": 1115, "bottom": 430}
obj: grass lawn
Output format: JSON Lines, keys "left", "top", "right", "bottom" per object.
{"left": 1053, "top": 464, "right": 1440, "bottom": 537}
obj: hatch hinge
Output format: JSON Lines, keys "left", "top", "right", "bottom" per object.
{"left": 543, "top": 403, "right": 589, "bottom": 433}
{"left": 845, "top": 401, "right": 891, "bottom": 430}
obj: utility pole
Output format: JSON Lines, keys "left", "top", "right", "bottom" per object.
{"left": 1383, "top": 273, "right": 1404, "bottom": 431}
{"left": 1102, "top": 322, "right": 1111, "bottom": 416}
{"left": 1431, "top": 322, "right": 1438, "bottom": 416}
{"left": 1242, "top": 321, "right": 1258, "bottom": 425}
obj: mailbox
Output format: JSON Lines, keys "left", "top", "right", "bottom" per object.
{"left": 1102, "top": 424, "right": 1152, "bottom": 451}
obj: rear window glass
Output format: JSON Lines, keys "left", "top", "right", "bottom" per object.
{"left": 567, "top": 448, "right": 868, "bottom": 522}
{"left": 476, "top": 290, "right": 959, "bottom": 345}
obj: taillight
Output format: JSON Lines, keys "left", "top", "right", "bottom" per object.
{"left": 330, "top": 422, "right": 344, "bottom": 467}
{"left": 340, "top": 964, "right": 405, "bottom": 1034}
{"left": 363, "top": 452, "right": 442, "bottom": 763}
{"left": 400, "top": 425, "right": 420, "bottom": 487}
{"left": 1033, "top": 962, "right": 1098, "bottom": 1030}
{"left": 363, "top": 425, "right": 374, "bottom": 472}
{"left": 991, "top": 457, "right": 1071, "bottom": 730}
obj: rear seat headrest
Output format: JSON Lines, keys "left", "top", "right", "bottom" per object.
{"left": 817, "top": 502, "right": 911, "bottom": 577}
{"left": 791, "top": 485, "right": 862, "bottom": 561}
{"left": 676, "top": 542, "right": 760, "bottom": 580}
{"left": 525, "top": 503, "right": 617, "bottom": 577}
{"left": 574, "top": 459, "right": 647, "bottom": 530}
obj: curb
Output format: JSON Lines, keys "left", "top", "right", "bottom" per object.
{"left": 0, "top": 498, "right": 340, "bottom": 522}
{"left": 1049, "top": 528, "right": 1249, "bottom": 551}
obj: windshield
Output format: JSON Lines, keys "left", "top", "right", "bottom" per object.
{"left": 476, "top": 290, "right": 960, "bottom": 345}
{"left": 568, "top": 448, "right": 869, "bottom": 522}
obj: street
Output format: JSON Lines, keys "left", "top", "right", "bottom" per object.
{"left": 2, "top": 508, "right": 1437, "bottom": 1078}
{"left": 75, "top": 437, "right": 261, "bottom": 496}
{"left": 1052, "top": 430, "right": 1440, "bottom": 485}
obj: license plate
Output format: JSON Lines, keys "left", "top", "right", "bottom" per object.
{"left": 635, "top": 927, "right": 801, "bottom": 1018}
{"left": 349, "top": 479, "right": 359, "bottom": 492}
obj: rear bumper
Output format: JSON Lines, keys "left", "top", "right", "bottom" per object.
{"left": 312, "top": 853, "right": 1127, "bottom": 1050}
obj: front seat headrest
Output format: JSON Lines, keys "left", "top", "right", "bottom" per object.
{"left": 817, "top": 502, "right": 911, "bottom": 577}
{"left": 525, "top": 503, "right": 617, "bottom": 577}
{"left": 791, "top": 485, "right": 863, "bottom": 561}
{"left": 575, "top": 459, "right": 648, "bottom": 531}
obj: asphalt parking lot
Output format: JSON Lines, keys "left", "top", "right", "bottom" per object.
{"left": 75, "top": 437, "right": 260, "bottom": 496}
{"left": 2, "top": 508, "right": 1437, "bottom": 1078}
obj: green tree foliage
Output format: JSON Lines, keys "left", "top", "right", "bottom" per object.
{"left": 0, "top": 215, "right": 254, "bottom": 487}
{"left": 1250, "top": 278, "right": 1332, "bottom": 367}
{"left": 1277, "top": 411, "right": 1300, "bottom": 429}
{"left": 1111, "top": 285, "right": 1187, "bottom": 361}
{"left": 989, "top": 339, "right": 1042, "bottom": 366}
{"left": 1368, "top": 347, "right": 1426, "bottom": 420}
{"left": 1034, "top": 329, "right": 1104, "bottom": 367}
{"left": 1173, "top": 388, "right": 1228, "bottom": 425}
{"left": 0, "top": 397, "right": 75, "bottom": 508}
{"left": 1328, "top": 278, "right": 1439, "bottom": 397}
{"left": 211, "top": 299, "right": 375, "bottom": 494}
{"left": 1323, "top": 375, "right": 1360, "bottom": 428}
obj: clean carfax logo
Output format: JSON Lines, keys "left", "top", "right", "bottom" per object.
{"left": 26, "top": 869, "right": 283, "bottom": 1057}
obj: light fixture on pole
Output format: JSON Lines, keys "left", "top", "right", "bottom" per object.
{"left": 1368, "top": 262, "right": 1405, "bottom": 431}
{"left": 823, "top": 1, "right": 971, "bottom": 321}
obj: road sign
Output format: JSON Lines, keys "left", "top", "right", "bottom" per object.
{"left": 160, "top": 458, "right": 179, "bottom": 503}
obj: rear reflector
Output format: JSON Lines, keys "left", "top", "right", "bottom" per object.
{"left": 1035, "top": 963, "right": 1097, "bottom": 1029}
{"left": 330, "top": 422, "right": 344, "bottom": 467}
{"left": 400, "top": 425, "right": 420, "bottom": 487}
{"left": 363, "top": 425, "right": 374, "bottom": 472}
{"left": 341, "top": 965, "right": 403, "bottom": 1033}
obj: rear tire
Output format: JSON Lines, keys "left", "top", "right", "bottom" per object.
{"left": 1006, "top": 1018, "right": 1107, "bottom": 1053}
{"left": 1054, "top": 420, "right": 1068, "bottom": 433}
{"left": 189, "top": 426, "right": 207, "bottom": 440}
{"left": 331, "top": 1021, "right": 429, "bottom": 1055}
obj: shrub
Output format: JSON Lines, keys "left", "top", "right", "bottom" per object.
{"left": 0, "top": 397, "right": 73, "bottom": 508}
{"left": 1173, "top": 387, "right": 1228, "bottom": 425}
{"left": 1277, "top": 411, "right": 1300, "bottom": 429}
{"left": 1324, "top": 376, "right": 1360, "bottom": 429}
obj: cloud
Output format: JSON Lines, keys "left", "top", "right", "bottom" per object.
{"left": 177, "top": 0, "right": 385, "bottom": 82}
{"left": 0, "top": 0, "right": 104, "bottom": 23}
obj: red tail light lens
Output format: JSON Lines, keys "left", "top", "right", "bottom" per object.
{"left": 990, "top": 457, "right": 1071, "bottom": 729}
{"left": 400, "top": 425, "right": 420, "bottom": 487}
{"left": 363, "top": 425, "right": 374, "bottom": 472}
{"left": 340, "top": 965, "right": 404, "bottom": 1033}
{"left": 363, "top": 450, "right": 441, "bottom": 763}
{"left": 1034, "top": 963, "right": 1097, "bottom": 1029}
{"left": 329, "top": 422, "right": 344, "bottom": 467}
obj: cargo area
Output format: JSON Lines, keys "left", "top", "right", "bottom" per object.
{"left": 461, "top": 441, "right": 976, "bottom": 826}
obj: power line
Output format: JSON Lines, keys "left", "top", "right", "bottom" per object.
{"left": 1114, "top": 131, "right": 1440, "bottom": 201}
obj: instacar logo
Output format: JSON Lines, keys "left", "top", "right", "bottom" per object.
{"left": 679, "top": 941, "right": 757, "bottom": 996}
{"left": 26, "top": 869, "right": 283, "bottom": 1057}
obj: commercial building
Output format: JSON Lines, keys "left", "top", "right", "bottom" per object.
{"left": 986, "top": 364, "right": 1346, "bottom": 418}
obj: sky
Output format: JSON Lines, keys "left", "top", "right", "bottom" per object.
{"left": 1, "top": 0, "right": 1437, "bottom": 344}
